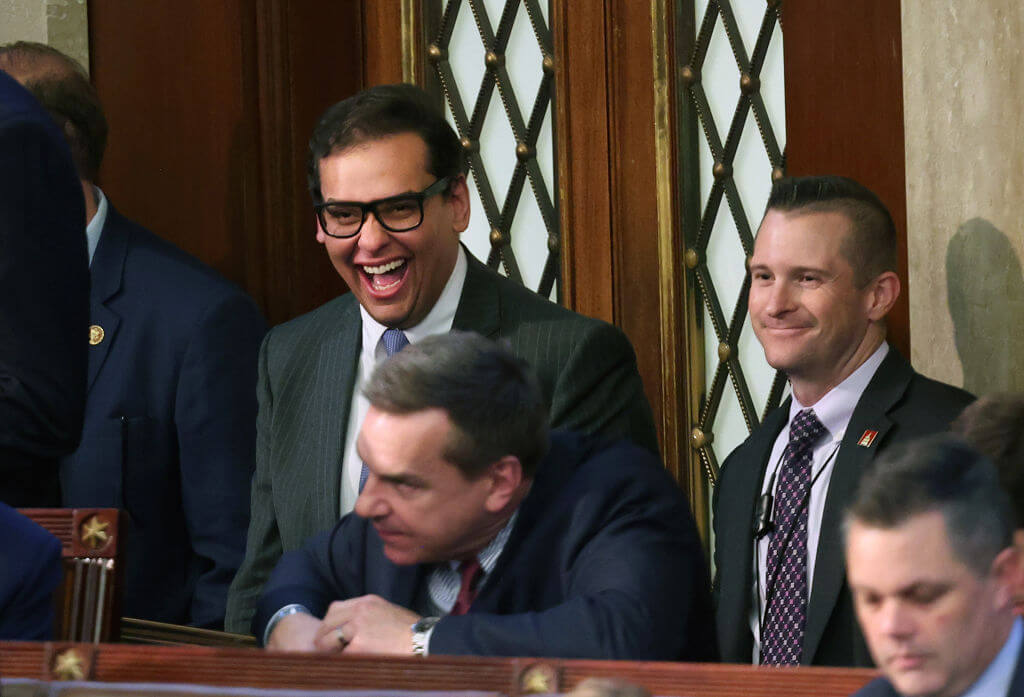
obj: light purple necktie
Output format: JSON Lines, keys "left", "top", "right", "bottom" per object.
{"left": 760, "top": 408, "right": 825, "bottom": 666}
{"left": 358, "top": 328, "right": 409, "bottom": 492}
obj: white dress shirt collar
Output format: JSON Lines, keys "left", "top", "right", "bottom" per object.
{"left": 788, "top": 341, "right": 890, "bottom": 443}
{"left": 85, "top": 185, "right": 109, "bottom": 267}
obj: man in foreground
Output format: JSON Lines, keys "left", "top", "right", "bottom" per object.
{"left": 713, "top": 176, "right": 973, "bottom": 666}
{"left": 227, "top": 84, "right": 657, "bottom": 633}
{"left": 256, "top": 332, "right": 714, "bottom": 660}
{"left": 846, "top": 434, "right": 1023, "bottom": 697}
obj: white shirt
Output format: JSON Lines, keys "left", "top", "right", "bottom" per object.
{"left": 961, "top": 617, "right": 1022, "bottom": 697}
{"left": 749, "top": 341, "right": 890, "bottom": 662}
{"left": 338, "top": 246, "right": 469, "bottom": 514}
{"left": 85, "top": 185, "right": 108, "bottom": 266}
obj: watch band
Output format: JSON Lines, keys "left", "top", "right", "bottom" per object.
{"left": 411, "top": 616, "right": 440, "bottom": 656}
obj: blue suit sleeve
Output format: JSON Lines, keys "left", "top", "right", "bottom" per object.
{"left": 0, "top": 505, "right": 62, "bottom": 640}
{"left": 174, "top": 291, "right": 267, "bottom": 628}
{"left": 253, "top": 518, "right": 366, "bottom": 644}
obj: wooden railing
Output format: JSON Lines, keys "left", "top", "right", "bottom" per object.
{"left": 17, "top": 509, "right": 124, "bottom": 643}
{"left": 0, "top": 642, "right": 876, "bottom": 696}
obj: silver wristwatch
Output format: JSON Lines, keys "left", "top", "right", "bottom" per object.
{"left": 411, "top": 616, "right": 440, "bottom": 656}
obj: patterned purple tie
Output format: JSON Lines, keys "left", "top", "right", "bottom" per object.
{"left": 760, "top": 408, "right": 825, "bottom": 666}
{"left": 358, "top": 328, "right": 409, "bottom": 492}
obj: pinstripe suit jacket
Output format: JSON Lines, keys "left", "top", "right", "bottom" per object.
{"left": 225, "top": 252, "right": 657, "bottom": 633}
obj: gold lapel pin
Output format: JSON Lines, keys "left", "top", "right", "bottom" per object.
{"left": 89, "top": 324, "right": 105, "bottom": 346}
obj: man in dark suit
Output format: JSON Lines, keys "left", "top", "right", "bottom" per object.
{"left": 226, "top": 84, "right": 657, "bottom": 633}
{"left": 713, "top": 176, "right": 973, "bottom": 667}
{"left": 847, "top": 435, "right": 1024, "bottom": 697}
{"left": 0, "top": 42, "right": 268, "bottom": 628}
{"left": 256, "top": 332, "right": 714, "bottom": 659}
{"left": 0, "top": 503, "right": 62, "bottom": 640}
{"left": 0, "top": 66, "right": 87, "bottom": 507}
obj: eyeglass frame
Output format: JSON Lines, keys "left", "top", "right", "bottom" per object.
{"left": 313, "top": 176, "right": 454, "bottom": 239}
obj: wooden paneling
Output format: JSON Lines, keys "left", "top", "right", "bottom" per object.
{"left": 781, "top": 1, "right": 911, "bottom": 356}
{"left": 361, "top": 1, "right": 405, "bottom": 86}
{"left": 88, "top": 1, "right": 363, "bottom": 325}
{"left": 555, "top": 1, "right": 676, "bottom": 457}
{"left": 89, "top": 1, "right": 260, "bottom": 293}
{"left": 553, "top": 1, "right": 615, "bottom": 325}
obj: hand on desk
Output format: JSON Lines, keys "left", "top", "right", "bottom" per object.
{"left": 314, "top": 594, "right": 421, "bottom": 654}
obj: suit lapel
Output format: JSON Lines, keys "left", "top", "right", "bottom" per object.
{"left": 85, "top": 209, "right": 128, "bottom": 392}
{"left": 804, "top": 350, "right": 913, "bottom": 664}
{"left": 452, "top": 251, "right": 500, "bottom": 338}
{"left": 309, "top": 300, "right": 361, "bottom": 530}
{"left": 718, "top": 402, "right": 789, "bottom": 658}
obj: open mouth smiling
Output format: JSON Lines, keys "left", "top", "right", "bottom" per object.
{"left": 361, "top": 258, "right": 408, "bottom": 292}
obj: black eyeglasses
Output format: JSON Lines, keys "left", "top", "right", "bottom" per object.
{"left": 314, "top": 177, "right": 452, "bottom": 239}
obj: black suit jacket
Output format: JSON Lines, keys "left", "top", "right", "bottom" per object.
{"left": 0, "top": 71, "right": 88, "bottom": 506}
{"left": 852, "top": 634, "right": 1024, "bottom": 696}
{"left": 226, "top": 252, "right": 658, "bottom": 633}
{"left": 255, "top": 431, "right": 716, "bottom": 660}
{"left": 59, "top": 206, "right": 267, "bottom": 627}
{"left": 713, "top": 349, "right": 974, "bottom": 666}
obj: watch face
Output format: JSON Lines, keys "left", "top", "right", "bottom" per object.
{"left": 413, "top": 616, "right": 440, "bottom": 633}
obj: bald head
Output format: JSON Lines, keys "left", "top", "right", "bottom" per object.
{"left": 0, "top": 41, "right": 107, "bottom": 182}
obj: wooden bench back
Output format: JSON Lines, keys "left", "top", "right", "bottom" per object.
{"left": 17, "top": 508, "right": 124, "bottom": 643}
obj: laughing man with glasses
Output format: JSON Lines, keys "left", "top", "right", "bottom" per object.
{"left": 225, "top": 83, "right": 662, "bottom": 635}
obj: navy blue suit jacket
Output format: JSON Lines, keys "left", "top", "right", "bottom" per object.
{"left": 0, "top": 71, "right": 88, "bottom": 506}
{"left": 0, "top": 503, "right": 61, "bottom": 640}
{"left": 255, "top": 431, "right": 716, "bottom": 660}
{"left": 59, "top": 206, "right": 267, "bottom": 628}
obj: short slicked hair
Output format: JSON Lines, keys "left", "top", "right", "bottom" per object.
{"left": 765, "top": 175, "right": 897, "bottom": 287}
{"left": 0, "top": 41, "right": 107, "bottom": 181}
{"left": 846, "top": 434, "right": 1014, "bottom": 577}
{"left": 307, "top": 83, "right": 467, "bottom": 205}
{"left": 363, "top": 331, "right": 549, "bottom": 478}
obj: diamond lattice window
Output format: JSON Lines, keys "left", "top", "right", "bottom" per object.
{"left": 680, "top": 0, "right": 788, "bottom": 485}
{"left": 428, "top": 0, "right": 558, "bottom": 300}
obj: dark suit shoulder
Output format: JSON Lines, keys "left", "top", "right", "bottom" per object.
{"left": 488, "top": 264, "right": 616, "bottom": 332}
{"left": 261, "top": 293, "right": 358, "bottom": 358}
{"left": 897, "top": 370, "right": 974, "bottom": 424}
{"left": 0, "top": 72, "right": 58, "bottom": 127}
{"left": 532, "top": 431, "right": 686, "bottom": 517}
{"left": 110, "top": 211, "right": 258, "bottom": 305}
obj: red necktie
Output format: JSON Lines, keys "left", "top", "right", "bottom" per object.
{"left": 450, "top": 559, "right": 483, "bottom": 616}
